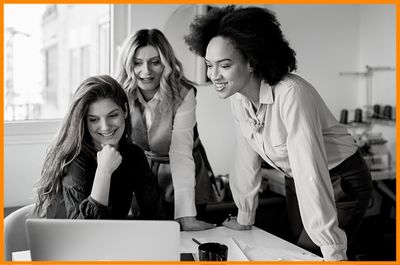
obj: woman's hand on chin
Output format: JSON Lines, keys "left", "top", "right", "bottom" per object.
{"left": 97, "top": 144, "right": 122, "bottom": 176}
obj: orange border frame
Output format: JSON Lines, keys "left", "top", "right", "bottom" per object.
{"left": 1, "top": 2, "right": 398, "bottom": 265}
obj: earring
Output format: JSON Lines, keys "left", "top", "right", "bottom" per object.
{"left": 247, "top": 62, "right": 253, "bottom": 73}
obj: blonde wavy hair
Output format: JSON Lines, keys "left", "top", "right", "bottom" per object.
{"left": 116, "top": 28, "right": 195, "bottom": 111}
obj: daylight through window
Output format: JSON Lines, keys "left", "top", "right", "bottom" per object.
{"left": 4, "top": 4, "right": 111, "bottom": 121}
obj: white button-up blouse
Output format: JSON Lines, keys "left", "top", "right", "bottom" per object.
{"left": 229, "top": 73, "right": 358, "bottom": 260}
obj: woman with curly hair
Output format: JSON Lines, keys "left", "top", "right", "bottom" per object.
{"left": 35, "top": 75, "right": 164, "bottom": 220}
{"left": 116, "top": 28, "right": 216, "bottom": 231}
{"left": 185, "top": 5, "right": 372, "bottom": 261}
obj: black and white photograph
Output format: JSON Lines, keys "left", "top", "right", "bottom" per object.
{"left": 4, "top": 4, "right": 396, "bottom": 262}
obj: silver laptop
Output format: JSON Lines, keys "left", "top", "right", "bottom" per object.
{"left": 25, "top": 218, "right": 180, "bottom": 261}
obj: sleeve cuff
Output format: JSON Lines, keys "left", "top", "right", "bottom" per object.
{"left": 174, "top": 188, "right": 196, "bottom": 219}
{"left": 237, "top": 209, "right": 256, "bottom": 226}
{"left": 320, "top": 243, "right": 348, "bottom": 261}
{"left": 88, "top": 196, "right": 110, "bottom": 210}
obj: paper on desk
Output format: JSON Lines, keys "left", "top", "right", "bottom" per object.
{"left": 243, "top": 245, "right": 323, "bottom": 261}
{"left": 12, "top": 250, "right": 31, "bottom": 261}
{"left": 188, "top": 237, "right": 248, "bottom": 261}
{"left": 226, "top": 237, "right": 249, "bottom": 261}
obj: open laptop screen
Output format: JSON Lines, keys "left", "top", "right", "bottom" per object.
{"left": 26, "top": 219, "right": 180, "bottom": 261}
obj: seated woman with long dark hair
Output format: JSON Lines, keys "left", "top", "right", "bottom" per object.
{"left": 35, "top": 75, "right": 164, "bottom": 220}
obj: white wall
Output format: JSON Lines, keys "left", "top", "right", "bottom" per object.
{"left": 358, "top": 5, "right": 396, "bottom": 160}
{"left": 359, "top": 4, "right": 395, "bottom": 106}
{"left": 4, "top": 4, "right": 395, "bottom": 207}
{"left": 5, "top": 121, "right": 60, "bottom": 207}
{"left": 271, "top": 4, "right": 361, "bottom": 118}
{"left": 112, "top": 4, "right": 183, "bottom": 73}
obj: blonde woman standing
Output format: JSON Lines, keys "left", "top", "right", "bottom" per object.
{"left": 116, "top": 28, "right": 216, "bottom": 231}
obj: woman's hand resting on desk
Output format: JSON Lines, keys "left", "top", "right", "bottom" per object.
{"left": 222, "top": 216, "right": 252, "bottom": 230}
{"left": 177, "top": 216, "right": 216, "bottom": 231}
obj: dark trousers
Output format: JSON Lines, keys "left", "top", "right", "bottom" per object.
{"left": 285, "top": 150, "right": 373, "bottom": 259}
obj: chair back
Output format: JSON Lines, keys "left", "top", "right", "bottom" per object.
{"left": 4, "top": 204, "right": 38, "bottom": 261}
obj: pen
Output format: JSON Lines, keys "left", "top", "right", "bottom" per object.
{"left": 192, "top": 238, "right": 202, "bottom": 246}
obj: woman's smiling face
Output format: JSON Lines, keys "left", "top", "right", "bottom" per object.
{"left": 86, "top": 98, "right": 127, "bottom": 150}
{"left": 205, "top": 36, "right": 253, "bottom": 99}
{"left": 133, "top": 45, "right": 164, "bottom": 100}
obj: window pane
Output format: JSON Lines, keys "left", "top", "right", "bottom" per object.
{"left": 4, "top": 4, "right": 110, "bottom": 121}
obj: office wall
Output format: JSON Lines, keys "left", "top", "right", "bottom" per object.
{"left": 359, "top": 4, "right": 396, "bottom": 107}
{"left": 271, "top": 5, "right": 361, "bottom": 118}
{"left": 4, "top": 4, "right": 395, "bottom": 207}
{"left": 5, "top": 121, "right": 60, "bottom": 207}
{"left": 358, "top": 5, "right": 396, "bottom": 160}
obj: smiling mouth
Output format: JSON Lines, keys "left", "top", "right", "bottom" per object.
{"left": 99, "top": 129, "right": 117, "bottom": 137}
{"left": 140, "top": 77, "right": 154, "bottom": 83}
{"left": 214, "top": 82, "right": 228, "bottom": 91}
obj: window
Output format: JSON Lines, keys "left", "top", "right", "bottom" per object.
{"left": 44, "top": 45, "right": 58, "bottom": 112}
{"left": 69, "top": 48, "right": 80, "bottom": 97}
{"left": 98, "top": 20, "right": 110, "bottom": 74}
{"left": 4, "top": 4, "right": 111, "bottom": 121}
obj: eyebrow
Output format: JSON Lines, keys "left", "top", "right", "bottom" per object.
{"left": 133, "top": 56, "right": 161, "bottom": 61}
{"left": 87, "top": 108, "right": 120, "bottom": 117}
{"left": 204, "top": 58, "right": 232, "bottom": 64}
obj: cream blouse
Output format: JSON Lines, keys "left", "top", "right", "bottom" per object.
{"left": 229, "top": 73, "right": 357, "bottom": 260}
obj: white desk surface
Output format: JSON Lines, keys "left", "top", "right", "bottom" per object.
{"left": 13, "top": 226, "right": 322, "bottom": 261}
{"left": 182, "top": 226, "right": 322, "bottom": 261}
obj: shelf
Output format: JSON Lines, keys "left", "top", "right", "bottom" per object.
{"left": 368, "top": 118, "right": 396, "bottom": 126}
{"left": 344, "top": 122, "right": 371, "bottom": 128}
{"left": 344, "top": 119, "right": 395, "bottom": 129}
{"left": 371, "top": 168, "right": 396, "bottom": 181}
{"left": 339, "top": 66, "right": 395, "bottom": 115}
{"left": 339, "top": 66, "right": 395, "bottom": 76}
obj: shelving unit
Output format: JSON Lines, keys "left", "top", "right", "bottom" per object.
{"left": 339, "top": 65, "right": 395, "bottom": 136}
{"left": 339, "top": 65, "right": 395, "bottom": 111}
{"left": 339, "top": 65, "right": 395, "bottom": 175}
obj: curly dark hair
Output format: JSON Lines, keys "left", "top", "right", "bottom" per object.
{"left": 184, "top": 5, "right": 297, "bottom": 86}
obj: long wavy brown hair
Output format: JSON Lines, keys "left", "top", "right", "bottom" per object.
{"left": 34, "top": 75, "right": 131, "bottom": 217}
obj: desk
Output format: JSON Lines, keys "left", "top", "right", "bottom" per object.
{"left": 370, "top": 168, "right": 395, "bottom": 181}
{"left": 13, "top": 226, "right": 322, "bottom": 261}
{"left": 182, "top": 226, "right": 322, "bottom": 261}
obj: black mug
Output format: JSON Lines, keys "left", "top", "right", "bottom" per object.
{"left": 198, "top": 242, "right": 228, "bottom": 261}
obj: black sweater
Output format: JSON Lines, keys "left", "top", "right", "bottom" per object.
{"left": 48, "top": 141, "right": 164, "bottom": 220}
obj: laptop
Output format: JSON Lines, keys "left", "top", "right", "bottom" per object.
{"left": 25, "top": 218, "right": 180, "bottom": 261}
